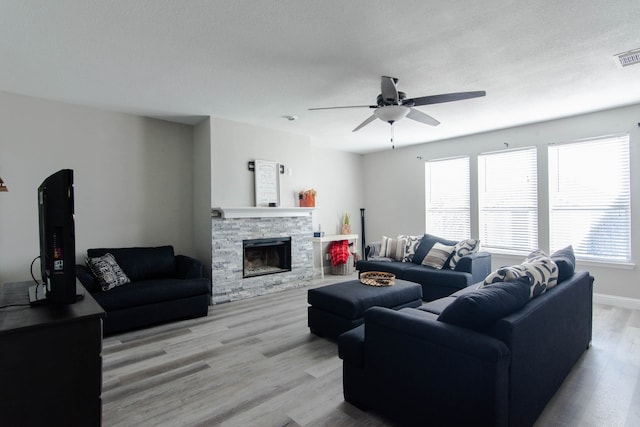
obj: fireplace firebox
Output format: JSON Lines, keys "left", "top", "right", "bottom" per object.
{"left": 243, "top": 237, "right": 292, "bottom": 278}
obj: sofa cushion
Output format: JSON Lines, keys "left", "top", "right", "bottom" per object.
{"left": 419, "top": 296, "right": 457, "bottom": 315}
{"left": 481, "top": 250, "right": 559, "bottom": 299}
{"left": 356, "top": 260, "right": 417, "bottom": 278}
{"left": 411, "top": 234, "right": 458, "bottom": 265}
{"left": 91, "top": 277, "right": 211, "bottom": 311}
{"left": 551, "top": 245, "right": 576, "bottom": 282}
{"left": 87, "top": 246, "right": 176, "bottom": 281}
{"left": 449, "top": 239, "right": 480, "bottom": 270}
{"left": 421, "top": 242, "right": 456, "bottom": 269}
{"left": 86, "top": 253, "right": 131, "bottom": 291}
{"left": 437, "top": 276, "right": 531, "bottom": 330}
{"left": 403, "top": 265, "right": 471, "bottom": 290}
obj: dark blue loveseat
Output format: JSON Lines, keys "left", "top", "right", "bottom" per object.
{"left": 76, "top": 245, "right": 211, "bottom": 335}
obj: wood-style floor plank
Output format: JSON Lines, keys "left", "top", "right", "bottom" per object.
{"left": 101, "top": 274, "right": 640, "bottom": 426}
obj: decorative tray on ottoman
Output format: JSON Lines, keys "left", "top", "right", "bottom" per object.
{"left": 360, "top": 271, "right": 396, "bottom": 287}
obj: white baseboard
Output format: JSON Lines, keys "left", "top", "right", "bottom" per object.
{"left": 594, "top": 293, "right": 640, "bottom": 310}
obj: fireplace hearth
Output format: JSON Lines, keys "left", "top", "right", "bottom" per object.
{"left": 243, "top": 237, "right": 292, "bottom": 278}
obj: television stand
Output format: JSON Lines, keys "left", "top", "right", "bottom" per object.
{"left": 0, "top": 280, "right": 104, "bottom": 426}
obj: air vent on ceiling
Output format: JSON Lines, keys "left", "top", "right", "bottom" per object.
{"left": 614, "top": 48, "right": 640, "bottom": 68}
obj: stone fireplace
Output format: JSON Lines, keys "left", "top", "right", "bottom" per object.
{"left": 211, "top": 207, "right": 314, "bottom": 304}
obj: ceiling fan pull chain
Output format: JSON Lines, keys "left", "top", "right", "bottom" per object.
{"left": 391, "top": 123, "right": 395, "bottom": 149}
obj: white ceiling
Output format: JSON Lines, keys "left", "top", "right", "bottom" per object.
{"left": 1, "top": 1, "right": 639, "bottom": 153}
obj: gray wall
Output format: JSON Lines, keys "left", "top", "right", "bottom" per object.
{"left": 0, "top": 91, "right": 195, "bottom": 283}
{"left": 193, "top": 118, "right": 213, "bottom": 277}
{"left": 362, "top": 103, "right": 640, "bottom": 303}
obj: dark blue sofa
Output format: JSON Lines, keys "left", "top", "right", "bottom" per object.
{"left": 76, "top": 246, "right": 211, "bottom": 335}
{"left": 356, "top": 234, "right": 492, "bottom": 301}
{"left": 339, "top": 269, "right": 594, "bottom": 426}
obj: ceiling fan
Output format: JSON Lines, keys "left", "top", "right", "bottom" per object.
{"left": 309, "top": 76, "right": 486, "bottom": 133}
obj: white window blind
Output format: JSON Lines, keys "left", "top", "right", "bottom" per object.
{"left": 549, "top": 135, "right": 631, "bottom": 262}
{"left": 478, "top": 147, "right": 538, "bottom": 252}
{"left": 425, "top": 157, "right": 470, "bottom": 240}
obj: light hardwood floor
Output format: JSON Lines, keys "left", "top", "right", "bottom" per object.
{"left": 102, "top": 274, "right": 640, "bottom": 426}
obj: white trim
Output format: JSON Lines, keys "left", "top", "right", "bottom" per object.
{"left": 594, "top": 293, "right": 640, "bottom": 310}
{"left": 212, "top": 207, "right": 314, "bottom": 219}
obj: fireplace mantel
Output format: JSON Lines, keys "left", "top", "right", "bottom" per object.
{"left": 212, "top": 206, "right": 314, "bottom": 219}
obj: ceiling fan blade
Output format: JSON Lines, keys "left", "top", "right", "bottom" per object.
{"left": 352, "top": 114, "right": 377, "bottom": 132}
{"left": 407, "top": 108, "right": 440, "bottom": 126}
{"left": 381, "top": 76, "right": 399, "bottom": 104}
{"left": 405, "top": 91, "right": 486, "bottom": 107}
{"left": 308, "top": 105, "right": 376, "bottom": 110}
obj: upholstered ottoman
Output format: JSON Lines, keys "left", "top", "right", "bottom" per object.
{"left": 308, "top": 279, "right": 423, "bottom": 339}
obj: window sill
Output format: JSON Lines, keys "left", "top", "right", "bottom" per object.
{"left": 485, "top": 249, "right": 636, "bottom": 270}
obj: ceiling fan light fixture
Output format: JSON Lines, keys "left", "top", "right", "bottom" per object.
{"left": 374, "top": 105, "right": 410, "bottom": 123}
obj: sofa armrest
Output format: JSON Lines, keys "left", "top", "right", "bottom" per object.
{"left": 454, "top": 251, "right": 492, "bottom": 283}
{"left": 175, "top": 255, "right": 204, "bottom": 279}
{"left": 364, "top": 241, "right": 381, "bottom": 259}
{"left": 358, "top": 306, "right": 510, "bottom": 426}
{"left": 338, "top": 325, "right": 365, "bottom": 367}
{"left": 75, "top": 264, "right": 101, "bottom": 293}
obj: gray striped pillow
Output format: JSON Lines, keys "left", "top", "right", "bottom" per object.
{"left": 422, "top": 242, "right": 456, "bottom": 269}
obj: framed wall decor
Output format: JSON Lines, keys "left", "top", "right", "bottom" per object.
{"left": 254, "top": 159, "right": 280, "bottom": 207}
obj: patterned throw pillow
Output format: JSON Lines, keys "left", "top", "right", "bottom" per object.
{"left": 449, "top": 239, "right": 480, "bottom": 270}
{"left": 380, "top": 236, "right": 406, "bottom": 261}
{"left": 481, "top": 250, "right": 558, "bottom": 299}
{"left": 421, "top": 242, "right": 456, "bottom": 269}
{"left": 86, "top": 253, "right": 131, "bottom": 291}
{"left": 398, "top": 235, "right": 422, "bottom": 262}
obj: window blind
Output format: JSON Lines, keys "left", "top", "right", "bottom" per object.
{"left": 425, "top": 157, "right": 470, "bottom": 240}
{"left": 478, "top": 147, "right": 538, "bottom": 252}
{"left": 549, "top": 135, "right": 630, "bottom": 262}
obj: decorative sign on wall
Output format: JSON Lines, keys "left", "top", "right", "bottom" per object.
{"left": 254, "top": 159, "right": 280, "bottom": 207}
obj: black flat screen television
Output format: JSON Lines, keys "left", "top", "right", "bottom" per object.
{"left": 29, "top": 169, "right": 78, "bottom": 304}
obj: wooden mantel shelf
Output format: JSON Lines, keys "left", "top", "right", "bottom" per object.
{"left": 212, "top": 207, "right": 315, "bottom": 219}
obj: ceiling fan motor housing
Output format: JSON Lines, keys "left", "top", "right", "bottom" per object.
{"left": 377, "top": 91, "right": 406, "bottom": 106}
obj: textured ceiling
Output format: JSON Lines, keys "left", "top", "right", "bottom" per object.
{"left": 1, "top": 1, "right": 639, "bottom": 153}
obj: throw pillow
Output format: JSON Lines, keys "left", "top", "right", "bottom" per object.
{"left": 398, "top": 234, "right": 422, "bottom": 262}
{"left": 86, "top": 253, "right": 131, "bottom": 291}
{"left": 422, "top": 242, "right": 456, "bottom": 269}
{"left": 551, "top": 245, "right": 576, "bottom": 282}
{"left": 449, "top": 239, "right": 480, "bottom": 270}
{"left": 481, "top": 250, "right": 558, "bottom": 299}
{"left": 380, "top": 236, "right": 406, "bottom": 261}
{"left": 411, "top": 234, "right": 458, "bottom": 265}
{"left": 438, "top": 276, "right": 531, "bottom": 330}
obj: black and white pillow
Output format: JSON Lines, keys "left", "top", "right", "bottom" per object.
{"left": 398, "top": 234, "right": 422, "bottom": 262}
{"left": 86, "top": 253, "right": 130, "bottom": 291}
{"left": 449, "top": 239, "right": 480, "bottom": 269}
{"left": 481, "top": 250, "right": 558, "bottom": 299}
{"left": 421, "top": 242, "right": 456, "bottom": 269}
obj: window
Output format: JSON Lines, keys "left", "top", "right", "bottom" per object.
{"left": 425, "top": 157, "right": 470, "bottom": 240}
{"left": 549, "top": 135, "right": 630, "bottom": 262}
{"left": 478, "top": 147, "right": 538, "bottom": 252}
